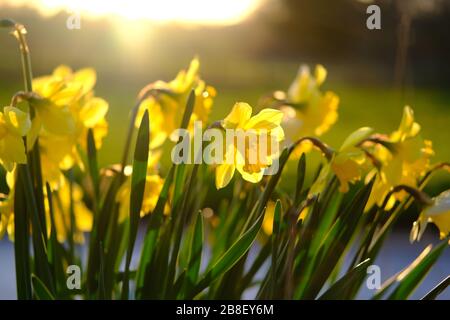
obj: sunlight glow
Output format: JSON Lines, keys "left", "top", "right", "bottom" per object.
{"left": 0, "top": 0, "right": 263, "bottom": 25}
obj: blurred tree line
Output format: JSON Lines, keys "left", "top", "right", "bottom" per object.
{"left": 254, "top": 0, "right": 450, "bottom": 86}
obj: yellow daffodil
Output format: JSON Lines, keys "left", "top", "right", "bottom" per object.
{"left": 411, "top": 190, "right": 450, "bottom": 242}
{"left": 309, "top": 127, "right": 373, "bottom": 194}
{"left": 215, "top": 102, "right": 284, "bottom": 189}
{"left": 136, "top": 58, "right": 215, "bottom": 149}
{"left": 31, "top": 65, "right": 109, "bottom": 185}
{"left": 366, "top": 106, "right": 434, "bottom": 209}
{"left": 331, "top": 127, "right": 374, "bottom": 193}
{"left": 0, "top": 171, "right": 15, "bottom": 240}
{"left": 278, "top": 65, "right": 339, "bottom": 155}
{"left": 1, "top": 170, "right": 92, "bottom": 243}
{"left": 0, "top": 106, "right": 31, "bottom": 171}
{"left": 0, "top": 194, "right": 13, "bottom": 239}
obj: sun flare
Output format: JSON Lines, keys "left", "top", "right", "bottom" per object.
{"left": 0, "top": 0, "right": 263, "bottom": 25}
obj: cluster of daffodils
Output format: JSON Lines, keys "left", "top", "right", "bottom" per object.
{"left": 1, "top": 58, "right": 448, "bottom": 245}
{"left": 256, "top": 65, "right": 447, "bottom": 241}
{"left": 0, "top": 65, "right": 108, "bottom": 241}
{"left": 32, "top": 65, "right": 109, "bottom": 185}
{"left": 136, "top": 58, "right": 216, "bottom": 149}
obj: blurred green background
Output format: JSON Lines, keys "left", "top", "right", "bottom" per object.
{"left": 1, "top": 0, "right": 449, "bottom": 193}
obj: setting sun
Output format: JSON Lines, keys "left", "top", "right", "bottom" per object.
{"left": 0, "top": 0, "right": 263, "bottom": 25}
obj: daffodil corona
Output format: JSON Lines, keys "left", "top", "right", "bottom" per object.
{"left": 215, "top": 102, "right": 284, "bottom": 189}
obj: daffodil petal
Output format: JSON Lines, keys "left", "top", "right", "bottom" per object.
{"left": 223, "top": 102, "right": 252, "bottom": 129}
{"left": 79, "top": 97, "right": 109, "bottom": 127}
{"left": 215, "top": 163, "right": 235, "bottom": 189}
{"left": 3, "top": 106, "right": 31, "bottom": 136}
{"left": 314, "top": 64, "right": 327, "bottom": 86}
{"left": 244, "top": 108, "right": 283, "bottom": 130}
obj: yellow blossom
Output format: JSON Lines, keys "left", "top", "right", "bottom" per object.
{"left": 31, "top": 65, "right": 109, "bottom": 185}
{"left": 136, "top": 58, "right": 215, "bottom": 149}
{"left": 215, "top": 102, "right": 284, "bottom": 189}
{"left": 0, "top": 106, "right": 31, "bottom": 171}
{"left": 0, "top": 171, "right": 15, "bottom": 240}
{"left": 366, "top": 106, "right": 434, "bottom": 209}
{"left": 279, "top": 65, "right": 339, "bottom": 155}
{"left": 411, "top": 190, "right": 450, "bottom": 242}
{"left": 1, "top": 170, "right": 92, "bottom": 243}
{"left": 331, "top": 127, "right": 373, "bottom": 193}
{"left": 309, "top": 127, "right": 373, "bottom": 194}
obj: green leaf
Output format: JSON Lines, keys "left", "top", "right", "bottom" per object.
{"left": 387, "top": 241, "right": 447, "bottom": 300}
{"left": 173, "top": 164, "right": 187, "bottom": 206}
{"left": 421, "top": 275, "right": 450, "bottom": 300}
{"left": 318, "top": 259, "right": 371, "bottom": 300}
{"left": 32, "top": 275, "right": 55, "bottom": 300}
{"left": 298, "top": 179, "right": 374, "bottom": 299}
{"left": 294, "top": 153, "right": 306, "bottom": 204}
{"left": 86, "top": 172, "right": 122, "bottom": 295}
{"left": 87, "top": 128, "right": 100, "bottom": 201}
{"left": 273, "top": 200, "right": 282, "bottom": 236}
{"left": 185, "top": 212, "right": 204, "bottom": 293}
{"left": 13, "top": 169, "right": 32, "bottom": 300}
{"left": 191, "top": 208, "right": 265, "bottom": 298}
{"left": 18, "top": 164, "right": 54, "bottom": 294}
{"left": 98, "top": 242, "right": 107, "bottom": 299}
{"left": 271, "top": 200, "right": 282, "bottom": 297}
{"left": 180, "top": 90, "right": 196, "bottom": 130}
{"left": 122, "top": 109, "right": 150, "bottom": 299}
{"left": 136, "top": 165, "right": 175, "bottom": 297}
{"left": 45, "top": 183, "right": 67, "bottom": 297}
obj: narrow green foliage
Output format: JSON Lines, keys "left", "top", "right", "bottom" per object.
{"left": 122, "top": 109, "right": 150, "bottom": 299}
{"left": 13, "top": 169, "right": 32, "bottom": 300}
{"left": 387, "top": 240, "right": 448, "bottom": 300}
{"left": 191, "top": 209, "right": 266, "bottom": 298}
{"left": 31, "top": 275, "right": 55, "bottom": 300}
{"left": 318, "top": 259, "right": 371, "bottom": 300}
{"left": 421, "top": 276, "right": 450, "bottom": 300}
{"left": 271, "top": 200, "right": 282, "bottom": 297}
